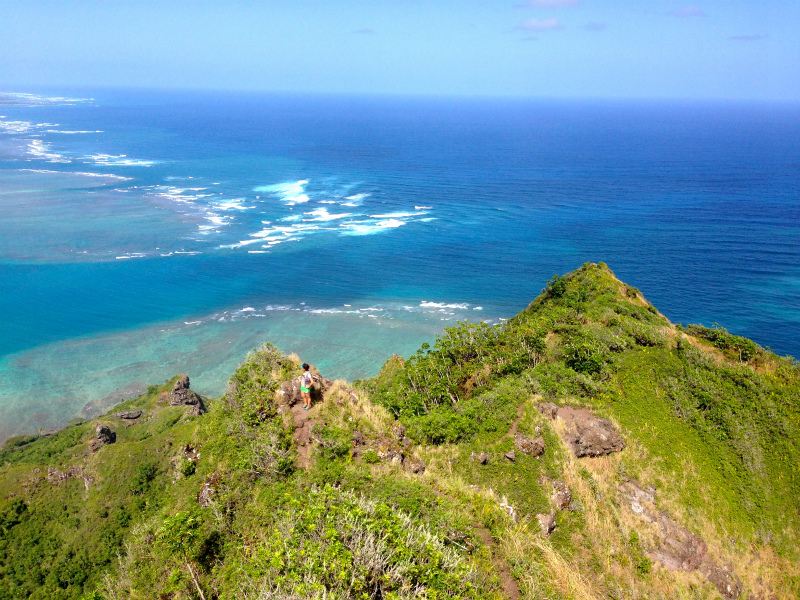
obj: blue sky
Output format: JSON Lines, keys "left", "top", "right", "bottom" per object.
{"left": 1, "top": 0, "right": 798, "bottom": 100}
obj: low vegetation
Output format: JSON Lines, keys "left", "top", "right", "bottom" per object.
{"left": 0, "top": 262, "right": 797, "bottom": 599}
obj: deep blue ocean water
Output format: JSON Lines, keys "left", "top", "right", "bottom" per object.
{"left": 1, "top": 90, "right": 798, "bottom": 440}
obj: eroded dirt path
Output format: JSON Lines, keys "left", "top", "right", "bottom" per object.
{"left": 289, "top": 401, "right": 318, "bottom": 470}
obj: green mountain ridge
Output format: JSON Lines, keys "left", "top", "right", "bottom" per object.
{"left": 1, "top": 262, "right": 798, "bottom": 600}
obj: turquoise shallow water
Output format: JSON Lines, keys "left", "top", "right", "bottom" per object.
{"left": 1, "top": 91, "right": 798, "bottom": 441}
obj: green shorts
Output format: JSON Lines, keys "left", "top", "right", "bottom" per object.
{"left": 300, "top": 386, "right": 310, "bottom": 394}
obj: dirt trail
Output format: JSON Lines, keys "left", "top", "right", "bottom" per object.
{"left": 289, "top": 400, "right": 319, "bottom": 470}
{"left": 474, "top": 522, "right": 522, "bottom": 600}
{"left": 503, "top": 401, "right": 527, "bottom": 441}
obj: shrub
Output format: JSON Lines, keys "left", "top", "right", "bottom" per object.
{"left": 225, "top": 343, "right": 298, "bottom": 426}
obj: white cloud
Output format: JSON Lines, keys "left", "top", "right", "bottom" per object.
{"left": 516, "top": 18, "right": 564, "bottom": 32}
{"left": 669, "top": 6, "right": 707, "bottom": 18}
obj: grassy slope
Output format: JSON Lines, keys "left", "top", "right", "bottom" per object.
{"left": 1, "top": 263, "right": 798, "bottom": 600}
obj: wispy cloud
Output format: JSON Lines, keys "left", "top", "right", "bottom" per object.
{"left": 353, "top": 28, "right": 376, "bottom": 35}
{"left": 582, "top": 22, "right": 607, "bottom": 32}
{"left": 516, "top": 18, "right": 564, "bottom": 32}
{"left": 729, "top": 34, "right": 767, "bottom": 42}
{"left": 669, "top": 6, "right": 707, "bottom": 18}
{"left": 515, "top": 0, "right": 579, "bottom": 7}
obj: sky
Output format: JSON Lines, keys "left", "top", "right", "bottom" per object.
{"left": 1, "top": 0, "right": 798, "bottom": 100}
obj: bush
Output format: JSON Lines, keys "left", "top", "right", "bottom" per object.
{"left": 225, "top": 343, "right": 298, "bottom": 426}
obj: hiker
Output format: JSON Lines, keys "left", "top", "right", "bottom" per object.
{"left": 300, "top": 363, "right": 313, "bottom": 410}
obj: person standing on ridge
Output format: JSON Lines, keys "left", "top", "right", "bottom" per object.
{"left": 300, "top": 363, "right": 313, "bottom": 410}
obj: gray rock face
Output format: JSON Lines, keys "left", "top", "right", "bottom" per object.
{"left": 169, "top": 375, "right": 206, "bottom": 415}
{"left": 558, "top": 407, "right": 625, "bottom": 457}
{"left": 515, "top": 435, "right": 545, "bottom": 457}
{"left": 552, "top": 480, "right": 572, "bottom": 510}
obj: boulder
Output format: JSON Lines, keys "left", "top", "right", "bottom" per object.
{"left": 95, "top": 424, "right": 116, "bottom": 445}
{"left": 552, "top": 480, "right": 571, "bottom": 510}
{"left": 503, "top": 450, "right": 516, "bottom": 462}
{"left": 515, "top": 435, "right": 545, "bottom": 457}
{"left": 537, "top": 510, "right": 556, "bottom": 535}
{"left": 700, "top": 561, "right": 743, "bottom": 600}
{"left": 197, "top": 472, "right": 222, "bottom": 507}
{"left": 114, "top": 410, "right": 142, "bottom": 420}
{"left": 471, "top": 451, "right": 490, "bottom": 465}
{"left": 558, "top": 407, "right": 625, "bottom": 457}
{"left": 537, "top": 402, "right": 559, "bottom": 420}
{"left": 169, "top": 375, "right": 206, "bottom": 416}
{"left": 408, "top": 459, "right": 426, "bottom": 475}
{"left": 391, "top": 422, "right": 406, "bottom": 443}
{"left": 276, "top": 378, "right": 303, "bottom": 406}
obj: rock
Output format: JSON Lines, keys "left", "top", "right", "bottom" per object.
{"left": 552, "top": 480, "right": 571, "bottom": 510}
{"left": 182, "top": 444, "right": 199, "bottom": 461}
{"left": 197, "top": 472, "right": 222, "bottom": 507}
{"left": 352, "top": 430, "right": 366, "bottom": 446}
{"left": 402, "top": 437, "right": 413, "bottom": 449}
{"left": 408, "top": 459, "right": 426, "bottom": 474}
{"left": 537, "top": 402, "right": 559, "bottom": 420}
{"left": 378, "top": 447, "right": 404, "bottom": 464}
{"left": 558, "top": 407, "right": 625, "bottom": 457}
{"left": 700, "top": 560, "right": 743, "bottom": 600}
{"left": 95, "top": 424, "right": 116, "bottom": 445}
{"left": 114, "top": 410, "right": 142, "bottom": 420}
{"left": 515, "top": 435, "right": 545, "bottom": 457}
{"left": 537, "top": 510, "right": 556, "bottom": 535}
{"left": 169, "top": 375, "right": 206, "bottom": 415}
{"left": 471, "top": 451, "right": 490, "bottom": 465}
{"left": 499, "top": 500, "right": 517, "bottom": 522}
{"left": 47, "top": 466, "right": 81, "bottom": 485}
{"left": 503, "top": 450, "right": 516, "bottom": 462}
{"left": 650, "top": 515, "right": 708, "bottom": 571}
{"left": 391, "top": 422, "right": 406, "bottom": 443}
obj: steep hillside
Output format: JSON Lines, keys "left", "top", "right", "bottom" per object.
{"left": 1, "top": 262, "right": 798, "bottom": 600}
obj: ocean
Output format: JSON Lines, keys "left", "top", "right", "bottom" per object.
{"left": 1, "top": 90, "right": 798, "bottom": 441}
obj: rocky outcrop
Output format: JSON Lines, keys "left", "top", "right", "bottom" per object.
{"left": 620, "top": 480, "right": 742, "bottom": 600}
{"left": 275, "top": 367, "right": 333, "bottom": 407}
{"left": 514, "top": 435, "right": 545, "bottom": 457}
{"left": 557, "top": 407, "right": 625, "bottom": 457}
{"left": 169, "top": 375, "right": 206, "bottom": 416}
{"left": 88, "top": 423, "right": 116, "bottom": 452}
